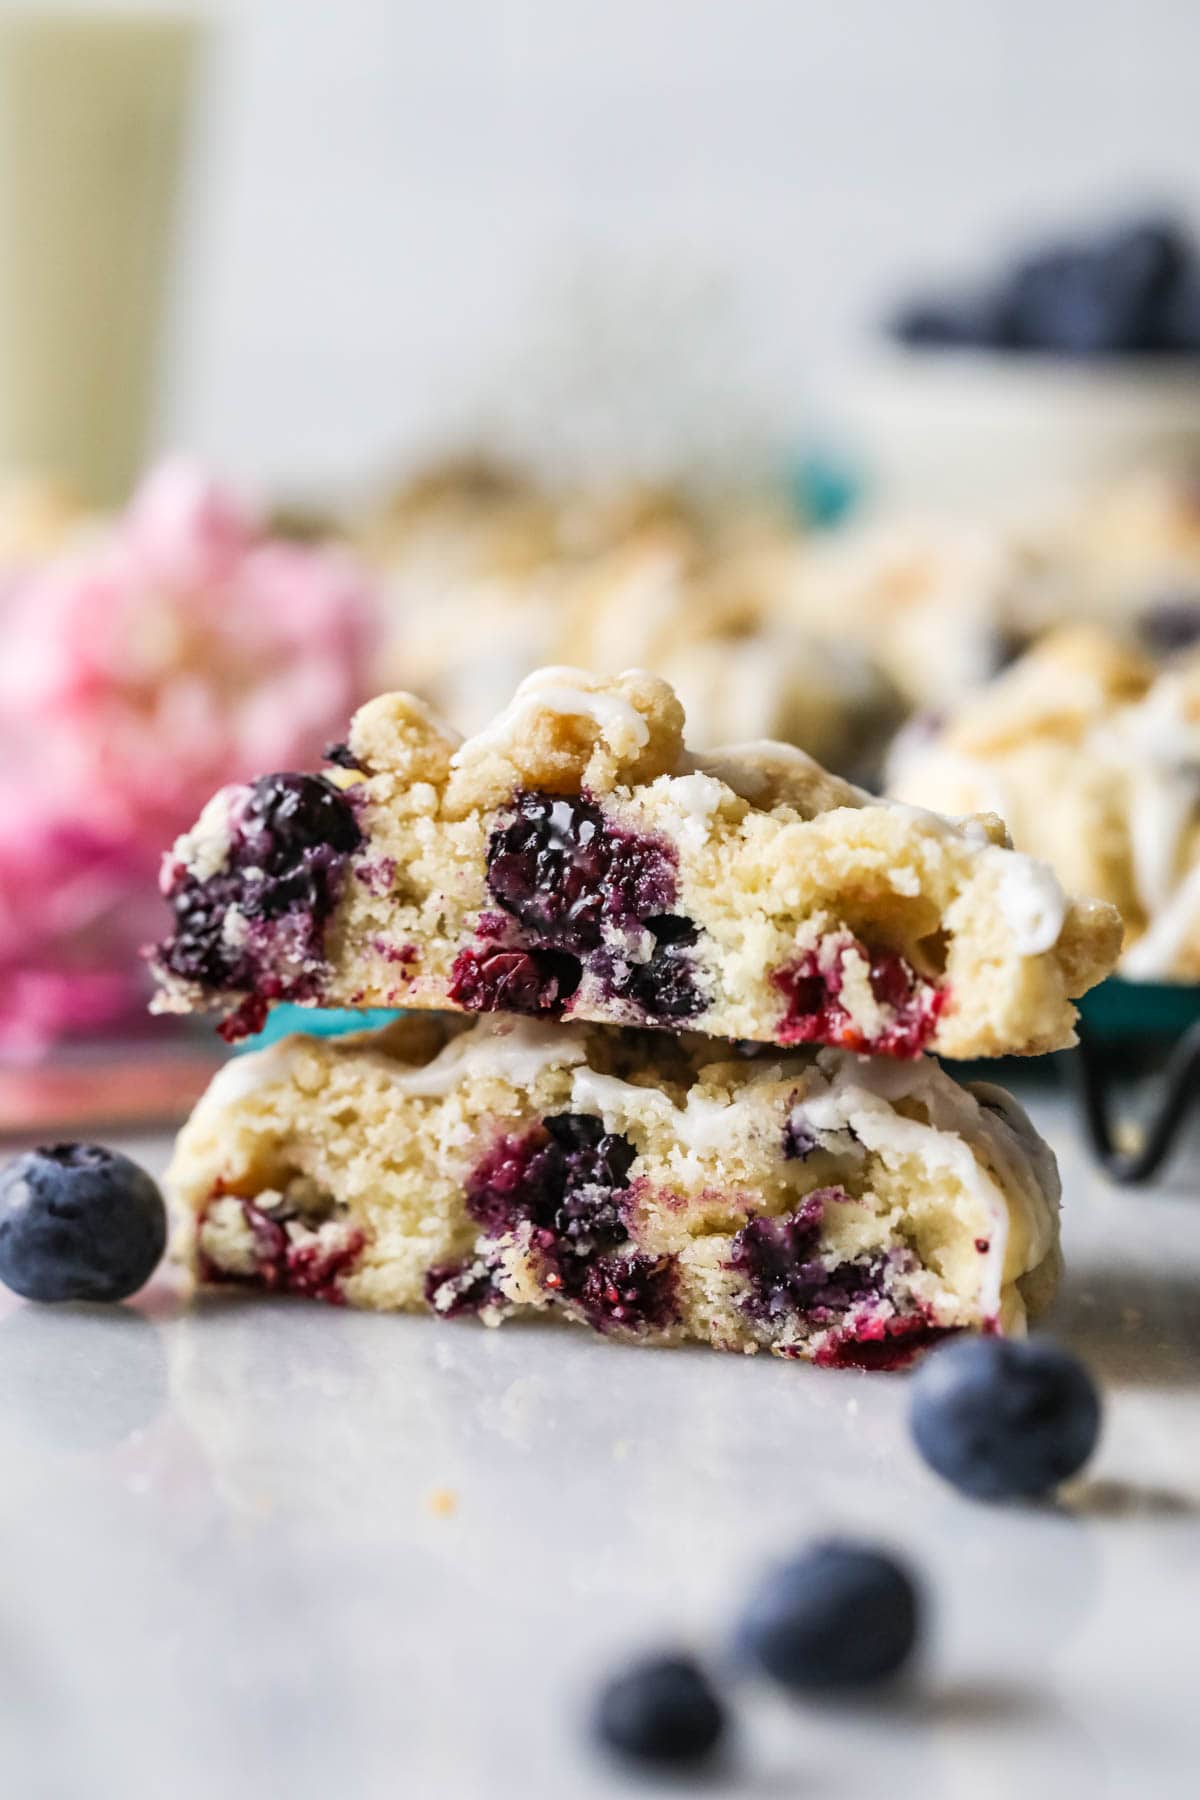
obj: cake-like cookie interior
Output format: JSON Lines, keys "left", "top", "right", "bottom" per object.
{"left": 168, "top": 1015, "right": 1062, "bottom": 1368}
{"left": 151, "top": 665, "right": 1122, "bottom": 1059}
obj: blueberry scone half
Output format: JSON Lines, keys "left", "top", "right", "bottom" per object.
{"left": 150, "top": 666, "right": 1121, "bottom": 1056}
{"left": 167, "top": 1015, "right": 1062, "bottom": 1366}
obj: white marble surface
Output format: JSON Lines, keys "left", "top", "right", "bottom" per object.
{"left": 1, "top": 1084, "right": 1198, "bottom": 1800}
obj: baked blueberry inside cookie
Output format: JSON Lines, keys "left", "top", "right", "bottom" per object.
{"left": 158, "top": 772, "right": 363, "bottom": 1038}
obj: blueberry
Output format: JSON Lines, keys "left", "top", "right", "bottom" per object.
{"left": 1139, "top": 593, "right": 1200, "bottom": 656}
{"left": 782, "top": 1111, "right": 818, "bottom": 1160}
{"left": 890, "top": 299, "right": 983, "bottom": 348}
{"left": 729, "top": 1194, "right": 889, "bottom": 1328}
{"left": 487, "top": 792, "right": 614, "bottom": 948}
{"left": 447, "top": 943, "right": 581, "bottom": 1016}
{"left": 1000, "top": 246, "right": 1118, "bottom": 354}
{"left": 890, "top": 215, "right": 1200, "bottom": 359}
{"left": 461, "top": 1113, "right": 676, "bottom": 1334}
{"left": 1159, "top": 264, "right": 1200, "bottom": 352}
{"left": 891, "top": 286, "right": 1016, "bottom": 349}
{"left": 909, "top": 1334, "right": 1101, "bottom": 1500}
{"left": 157, "top": 771, "right": 362, "bottom": 997}
{"left": 593, "top": 1653, "right": 725, "bottom": 1766}
{"left": 0, "top": 1144, "right": 167, "bottom": 1303}
{"left": 1098, "top": 216, "right": 1190, "bottom": 350}
{"left": 736, "top": 1541, "right": 920, "bottom": 1692}
{"left": 244, "top": 770, "right": 363, "bottom": 863}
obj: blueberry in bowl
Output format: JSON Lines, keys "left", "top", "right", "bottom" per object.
{"left": 909, "top": 1334, "right": 1102, "bottom": 1501}
{"left": 735, "top": 1539, "right": 921, "bottom": 1693}
{"left": 890, "top": 212, "right": 1200, "bottom": 358}
{"left": 865, "top": 211, "right": 1200, "bottom": 509}
{"left": 0, "top": 1144, "right": 167, "bottom": 1303}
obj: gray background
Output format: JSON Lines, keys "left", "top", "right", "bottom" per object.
{"left": 153, "top": 0, "right": 1200, "bottom": 492}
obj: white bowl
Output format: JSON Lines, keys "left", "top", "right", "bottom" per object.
{"left": 829, "top": 346, "right": 1200, "bottom": 519}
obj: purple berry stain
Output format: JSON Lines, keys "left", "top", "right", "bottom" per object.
{"left": 772, "top": 936, "right": 945, "bottom": 1058}
{"left": 424, "top": 1257, "right": 507, "bottom": 1319}
{"left": 451, "top": 791, "right": 707, "bottom": 1026}
{"left": 448, "top": 945, "right": 581, "bottom": 1016}
{"left": 197, "top": 1194, "right": 364, "bottom": 1303}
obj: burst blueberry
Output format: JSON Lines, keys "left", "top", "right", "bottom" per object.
{"left": 0, "top": 1144, "right": 167, "bottom": 1303}
{"left": 447, "top": 944, "right": 580, "bottom": 1016}
{"left": 593, "top": 1653, "right": 726, "bottom": 1767}
{"left": 487, "top": 792, "right": 616, "bottom": 947}
{"left": 730, "top": 1192, "right": 887, "bottom": 1326}
{"left": 461, "top": 1112, "right": 677, "bottom": 1334}
{"left": 736, "top": 1540, "right": 921, "bottom": 1692}
{"left": 480, "top": 789, "right": 707, "bottom": 1025}
{"left": 156, "top": 770, "right": 363, "bottom": 1006}
{"left": 909, "top": 1334, "right": 1101, "bottom": 1500}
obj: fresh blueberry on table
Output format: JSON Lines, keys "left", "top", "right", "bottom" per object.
{"left": 910, "top": 1334, "right": 1102, "bottom": 1501}
{"left": 593, "top": 1652, "right": 726, "bottom": 1767}
{"left": 0, "top": 1144, "right": 167, "bottom": 1303}
{"left": 736, "top": 1540, "right": 920, "bottom": 1693}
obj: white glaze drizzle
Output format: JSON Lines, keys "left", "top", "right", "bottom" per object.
{"left": 569, "top": 1066, "right": 743, "bottom": 1155}
{"left": 1128, "top": 766, "right": 1197, "bottom": 917}
{"left": 1103, "top": 679, "right": 1200, "bottom": 950}
{"left": 793, "top": 1053, "right": 1058, "bottom": 1324}
{"left": 371, "top": 1017, "right": 587, "bottom": 1097}
{"left": 1121, "top": 860, "right": 1200, "bottom": 978}
{"left": 451, "top": 666, "right": 650, "bottom": 764}
{"left": 697, "top": 739, "right": 830, "bottom": 804}
{"left": 665, "top": 771, "right": 725, "bottom": 821}
{"left": 988, "top": 849, "right": 1067, "bottom": 955}
{"left": 658, "top": 771, "right": 726, "bottom": 850}
{"left": 206, "top": 1018, "right": 589, "bottom": 1112}
{"left": 204, "top": 1038, "right": 303, "bottom": 1108}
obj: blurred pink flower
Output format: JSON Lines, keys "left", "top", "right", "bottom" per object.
{"left": 0, "top": 458, "right": 377, "bottom": 1055}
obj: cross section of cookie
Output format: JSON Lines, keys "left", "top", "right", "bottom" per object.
{"left": 167, "top": 1014, "right": 1062, "bottom": 1365}
{"left": 150, "top": 666, "right": 1121, "bottom": 1057}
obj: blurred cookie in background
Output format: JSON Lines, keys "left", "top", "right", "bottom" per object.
{"left": 888, "top": 624, "right": 1200, "bottom": 979}
{"left": 555, "top": 527, "right": 902, "bottom": 780}
{"left": 1021, "top": 468, "right": 1200, "bottom": 651}
{"left": 772, "top": 515, "right": 1041, "bottom": 711}
{"left": 361, "top": 456, "right": 841, "bottom": 750}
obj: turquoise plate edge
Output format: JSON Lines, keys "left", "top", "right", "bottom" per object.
{"left": 235, "top": 1005, "right": 406, "bottom": 1051}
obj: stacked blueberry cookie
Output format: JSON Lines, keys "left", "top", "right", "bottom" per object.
{"left": 156, "top": 667, "right": 1121, "bottom": 1363}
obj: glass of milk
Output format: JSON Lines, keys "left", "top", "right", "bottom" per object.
{"left": 0, "top": 7, "right": 202, "bottom": 506}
